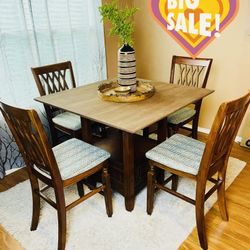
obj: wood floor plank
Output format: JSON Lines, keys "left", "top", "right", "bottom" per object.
{"left": 0, "top": 224, "right": 24, "bottom": 250}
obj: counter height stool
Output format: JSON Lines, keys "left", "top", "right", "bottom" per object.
{"left": 167, "top": 56, "right": 213, "bottom": 139}
{"left": 31, "top": 61, "right": 81, "bottom": 146}
{"left": 143, "top": 56, "right": 213, "bottom": 139}
{"left": 146, "top": 92, "right": 250, "bottom": 249}
{"left": 0, "top": 102, "right": 113, "bottom": 250}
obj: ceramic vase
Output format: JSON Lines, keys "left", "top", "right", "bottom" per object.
{"left": 118, "top": 44, "right": 137, "bottom": 92}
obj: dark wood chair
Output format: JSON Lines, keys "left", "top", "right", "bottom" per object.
{"left": 31, "top": 61, "right": 81, "bottom": 146}
{"left": 168, "top": 56, "right": 213, "bottom": 138}
{"left": 146, "top": 92, "right": 250, "bottom": 249}
{"left": 143, "top": 56, "right": 213, "bottom": 139}
{"left": 0, "top": 102, "right": 113, "bottom": 250}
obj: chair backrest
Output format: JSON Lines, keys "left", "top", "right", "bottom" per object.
{"left": 31, "top": 61, "right": 76, "bottom": 96}
{"left": 199, "top": 92, "right": 250, "bottom": 179}
{"left": 170, "top": 56, "right": 213, "bottom": 89}
{"left": 0, "top": 102, "right": 61, "bottom": 183}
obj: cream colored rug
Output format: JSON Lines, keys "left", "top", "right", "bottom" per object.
{"left": 0, "top": 157, "right": 246, "bottom": 250}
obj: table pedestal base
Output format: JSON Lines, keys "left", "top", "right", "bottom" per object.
{"left": 94, "top": 128, "right": 158, "bottom": 210}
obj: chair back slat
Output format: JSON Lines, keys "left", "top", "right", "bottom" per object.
{"left": 31, "top": 61, "right": 76, "bottom": 96}
{"left": 170, "top": 56, "right": 213, "bottom": 89}
{"left": 0, "top": 102, "right": 60, "bottom": 181}
{"left": 199, "top": 92, "right": 250, "bottom": 178}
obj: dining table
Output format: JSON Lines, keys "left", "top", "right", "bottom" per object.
{"left": 35, "top": 79, "right": 214, "bottom": 211}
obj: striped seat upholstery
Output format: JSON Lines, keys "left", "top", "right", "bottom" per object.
{"left": 167, "top": 107, "right": 196, "bottom": 125}
{"left": 52, "top": 138, "right": 110, "bottom": 180}
{"left": 146, "top": 134, "right": 205, "bottom": 175}
{"left": 52, "top": 112, "right": 81, "bottom": 131}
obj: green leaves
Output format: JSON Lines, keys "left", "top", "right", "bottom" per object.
{"left": 99, "top": 0, "right": 139, "bottom": 46}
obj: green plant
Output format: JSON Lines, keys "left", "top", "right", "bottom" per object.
{"left": 99, "top": 0, "right": 139, "bottom": 46}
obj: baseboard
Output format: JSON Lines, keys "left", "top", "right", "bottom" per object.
{"left": 184, "top": 124, "right": 242, "bottom": 143}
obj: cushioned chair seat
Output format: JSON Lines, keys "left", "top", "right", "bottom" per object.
{"left": 52, "top": 112, "right": 81, "bottom": 131}
{"left": 51, "top": 138, "right": 110, "bottom": 180}
{"left": 167, "top": 107, "right": 196, "bottom": 125}
{"left": 146, "top": 134, "right": 205, "bottom": 175}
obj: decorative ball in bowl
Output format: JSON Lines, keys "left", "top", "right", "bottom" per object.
{"left": 114, "top": 86, "right": 131, "bottom": 95}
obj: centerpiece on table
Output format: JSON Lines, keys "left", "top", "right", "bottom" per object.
{"left": 99, "top": 0, "right": 139, "bottom": 92}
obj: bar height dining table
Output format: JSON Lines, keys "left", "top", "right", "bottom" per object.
{"left": 35, "top": 79, "right": 213, "bottom": 211}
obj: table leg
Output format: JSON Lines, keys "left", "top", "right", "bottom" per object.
{"left": 157, "top": 118, "right": 167, "bottom": 183}
{"left": 81, "top": 117, "right": 92, "bottom": 143}
{"left": 122, "top": 131, "right": 135, "bottom": 211}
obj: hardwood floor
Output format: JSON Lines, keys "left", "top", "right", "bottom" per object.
{"left": 0, "top": 133, "right": 249, "bottom": 250}
{"left": 0, "top": 224, "right": 23, "bottom": 250}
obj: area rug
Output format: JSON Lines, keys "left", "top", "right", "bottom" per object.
{"left": 0, "top": 157, "right": 246, "bottom": 250}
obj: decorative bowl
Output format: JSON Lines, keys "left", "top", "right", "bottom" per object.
{"left": 114, "top": 86, "right": 131, "bottom": 95}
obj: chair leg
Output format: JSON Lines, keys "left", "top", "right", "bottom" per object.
{"left": 99, "top": 124, "right": 107, "bottom": 138}
{"left": 147, "top": 165, "right": 156, "bottom": 215}
{"left": 192, "top": 121, "right": 198, "bottom": 139}
{"left": 49, "top": 124, "right": 58, "bottom": 146}
{"left": 55, "top": 188, "right": 66, "bottom": 250}
{"left": 102, "top": 167, "right": 113, "bottom": 217}
{"left": 77, "top": 181, "right": 84, "bottom": 197}
{"left": 29, "top": 175, "right": 40, "bottom": 231}
{"left": 217, "top": 180, "right": 228, "bottom": 221}
{"left": 166, "top": 123, "right": 171, "bottom": 138}
{"left": 168, "top": 125, "right": 178, "bottom": 137}
{"left": 167, "top": 125, "right": 172, "bottom": 137}
{"left": 195, "top": 192, "right": 208, "bottom": 250}
{"left": 72, "top": 130, "right": 77, "bottom": 139}
{"left": 171, "top": 174, "right": 178, "bottom": 191}
{"left": 172, "top": 126, "right": 178, "bottom": 135}
{"left": 143, "top": 127, "right": 150, "bottom": 138}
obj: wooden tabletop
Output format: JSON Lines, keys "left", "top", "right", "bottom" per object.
{"left": 35, "top": 80, "right": 214, "bottom": 133}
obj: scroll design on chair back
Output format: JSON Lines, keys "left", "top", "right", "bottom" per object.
{"left": 31, "top": 61, "right": 81, "bottom": 146}
{"left": 32, "top": 61, "right": 76, "bottom": 96}
{"left": 170, "top": 56, "right": 212, "bottom": 88}
{"left": 0, "top": 103, "right": 59, "bottom": 181}
{"left": 167, "top": 55, "right": 213, "bottom": 139}
{"left": 142, "top": 56, "right": 213, "bottom": 139}
{"left": 200, "top": 93, "right": 250, "bottom": 179}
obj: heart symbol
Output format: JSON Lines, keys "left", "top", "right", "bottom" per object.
{"left": 149, "top": 0, "right": 239, "bottom": 58}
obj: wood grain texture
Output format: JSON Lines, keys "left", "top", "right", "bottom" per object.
{"left": 35, "top": 80, "right": 213, "bottom": 133}
{"left": 0, "top": 224, "right": 23, "bottom": 250}
{"left": 35, "top": 79, "right": 213, "bottom": 213}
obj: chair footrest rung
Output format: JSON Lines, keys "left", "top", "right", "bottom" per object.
{"left": 66, "top": 185, "right": 104, "bottom": 211}
{"left": 205, "top": 180, "right": 222, "bottom": 201}
{"left": 155, "top": 183, "right": 195, "bottom": 205}
{"left": 36, "top": 191, "right": 57, "bottom": 209}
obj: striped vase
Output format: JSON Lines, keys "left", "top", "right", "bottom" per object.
{"left": 118, "top": 44, "right": 137, "bottom": 92}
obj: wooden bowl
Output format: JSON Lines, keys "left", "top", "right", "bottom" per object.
{"left": 98, "top": 79, "right": 155, "bottom": 103}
